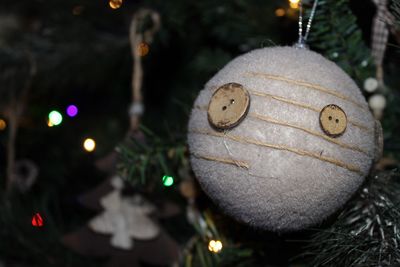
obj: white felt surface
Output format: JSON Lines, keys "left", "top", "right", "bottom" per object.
{"left": 187, "top": 46, "right": 377, "bottom": 231}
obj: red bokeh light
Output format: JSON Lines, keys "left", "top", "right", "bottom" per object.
{"left": 32, "top": 213, "right": 44, "bottom": 227}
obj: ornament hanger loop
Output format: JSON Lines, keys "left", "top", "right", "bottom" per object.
{"left": 295, "top": 0, "right": 319, "bottom": 49}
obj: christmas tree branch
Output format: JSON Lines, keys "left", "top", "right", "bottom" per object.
{"left": 305, "top": 170, "right": 400, "bottom": 266}
{"left": 308, "top": 0, "right": 374, "bottom": 84}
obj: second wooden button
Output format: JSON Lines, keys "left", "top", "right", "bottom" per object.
{"left": 319, "top": 104, "right": 347, "bottom": 137}
{"left": 207, "top": 83, "right": 250, "bottom": 130}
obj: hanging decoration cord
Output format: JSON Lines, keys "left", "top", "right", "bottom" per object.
{"left": 371, "top": 0, "right": 400, "bottom": 85}
{"left": 128, "top": 9, "right": 161, "bottom": 134}
{"left": 296, "top": 0, "right": 319, "bottom": 48}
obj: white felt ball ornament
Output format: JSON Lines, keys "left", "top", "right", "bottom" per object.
{"left": 369, "top": 94, "right": 386, "bottom": 119}
{"left": 187, "top": 46, "right": 382, "bottom": 231}
{"left": 363, "top": 77, "right": 379, "bottom": 93}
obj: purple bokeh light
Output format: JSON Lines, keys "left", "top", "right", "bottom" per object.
{"left": 66, "top": 105, "right": 78, "bottom": 117}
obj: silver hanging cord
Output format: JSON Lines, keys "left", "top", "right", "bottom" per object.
{"left": 295, "top": 0, "right": 319, "bottom": 49}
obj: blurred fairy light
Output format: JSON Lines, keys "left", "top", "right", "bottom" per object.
{"left": 208, "top": 240, "right": 223, "bottom": 253}
{"left": 286, "top": 7, "right": 298, "bottom": 18}
{"left": 31, "top": 213, "right": 44, "bottom": 227}
{"left": 137, "top": 42, "right": 150, "bottom": 57}
{"left": 48, "top": 110, "right": 63, "bottom": 127}
{"left": 66, "top": 105, "right": 78, "bottom": 117}
{"left": 0, "top": 119, "right": 6, "bottom": 131}
{"left": 162, "top": 175, "right": 174, "bottom": 187}
{"left": 275, "top": 8, "right": 286, "bottom": 17}
{"left": 83, "top": 138, "right": 96, "bottom": 152}
{"left": 109, "top": 0, "right": 123, "bottom": 9}
{"left": 289, "top": 0, "right": 300, "bottom": 9}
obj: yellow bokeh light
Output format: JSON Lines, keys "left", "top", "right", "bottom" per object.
{"left": 275, "top": 8, "right": 286, "bottom": 17}
{"left": 109, "top": 0, "right": 122, "bottom": 9}
{"left": 137, "top": 42, "right": 150, "bottom": 57}
{"left": 289, "top": 0, "right": 300, "bottom": 3}
{"left": 0, "top": 119, "right": 6, "bottom": 131}
{"left": 290, "top": 2, "right": 299, "bottom": 9}
{"left": 83, "top": 138, "right": 96, "bottom": 152}
{"left": 47, "top": 119, "right": 54, "bottom": 127}
{"left": 208, "top": 240, "right": 223, "bottom": 254}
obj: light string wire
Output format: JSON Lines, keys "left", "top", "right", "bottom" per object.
{"left": 297, "top": 0, "right": 319, "bottom": 47}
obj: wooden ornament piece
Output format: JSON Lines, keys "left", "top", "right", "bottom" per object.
{"left": 62, "top": 226, "right": 179, "bottom": 267}
{"left": 319, "top": 104, "right": 347, "bottom": 137}
{"left": 207, "top": 83, "right": 250, "bottom": 130}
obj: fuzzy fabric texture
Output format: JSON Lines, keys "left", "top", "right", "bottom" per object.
{"left": 187, "top": 46, "right": 378, "bottom": 231}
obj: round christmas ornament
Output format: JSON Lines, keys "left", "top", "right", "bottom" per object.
{"left": 187, "top": 46, "right": 382, "bottom": 231}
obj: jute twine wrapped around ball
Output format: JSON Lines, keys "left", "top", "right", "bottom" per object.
{"left": 187, "top": 46, "right": 382, "bottom": 231}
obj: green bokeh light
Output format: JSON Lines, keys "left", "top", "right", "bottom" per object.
{"left": 48, "top": 110, "right": 63, "bottom": 126}
{"left": 162, "top": 175, "right": 174, "bottom": 187}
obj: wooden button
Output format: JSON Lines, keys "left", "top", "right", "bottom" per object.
{"left": 319, "top": 104, "right": 347, "bottom": 137}
{"left": 207, "top": 83, "right": 250, "bottom": 130}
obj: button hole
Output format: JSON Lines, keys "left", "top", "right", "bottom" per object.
{"left": 222, "top": 106, "right": 227, "bottom": 111}
{"left": 328, "top": 116, "right": 332, "bottom": 120}
{"left": 335, "top": 119, "right": 339, "bottom": 123}
{"left": 230, "top": 99, "right": 235, "bottom": 104}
